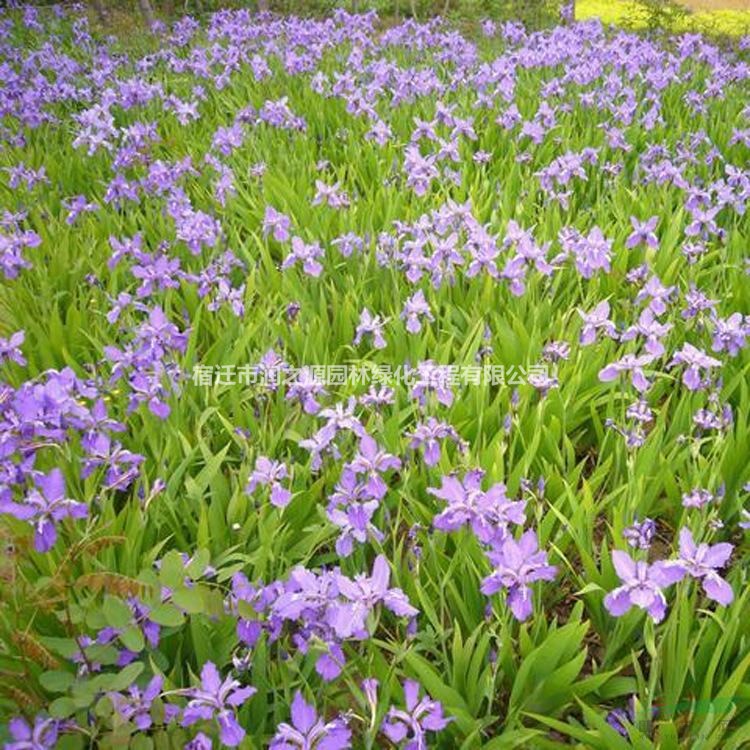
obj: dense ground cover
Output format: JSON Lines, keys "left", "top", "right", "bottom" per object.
{"left": 0, "top": 4, "right": 749, "bottom": 748}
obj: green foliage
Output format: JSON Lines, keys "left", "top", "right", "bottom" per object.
{"left": 625, "top": 0, "right": 689, "bottom": 31}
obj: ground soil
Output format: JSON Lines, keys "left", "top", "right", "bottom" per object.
{"left": 680, "top": 0, "right": 750, "bottom": 10}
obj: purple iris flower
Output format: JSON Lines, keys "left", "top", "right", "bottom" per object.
{"left": 212, "top": 123, "right": 245, "bottom": 156}
{"left": 282, "top": 238, "right": 325, "bottom": 277}
{"left": 407, "top": 417, "right": 465, "bottom": 466}
{"left": 109, "top": 674, "right": 178, "bottom": 730}
{"left": 669, "top": 344, "right": 722, "bottom": 390}
{"left": 480, "top": 530, "right": 557, "bottom": 621}
{"left": 676, "top": 527, "right": 733, "bottom": 605}
{"left": 410, "top": 361, "right": 454, "bottom": 407}
{"left": 263, "top": 207, "right": 292, "bottom": 242}
{"left": 685, "top": 205, "right": 719, "bottom": 239}
{"left": 318, "top": 398, "right": 366, "bottom": 438}
{"left": 312, "top": 180, "right": 350, "bottom": 209}
{"left": 428, "top": 470, "right": 525, "bottom": 545}
{"left": 184, "top": 733, "right": 213, "bottom": 750}
{"left": 0, "top": 469, "right": 87, "bottom": 552}
{"left": 606, "top": 696, "right": 656, "bottom": 738}
{"left": 542, "top": 341, "right": 570, "bottom": 362}
{"left": 401, "top": 290, "right": 434, "bottom": 334}
{"left": 269, "top": 692, "right": 351, "bottom": 750}
{"left": 515, "top": 233, "right": 554, "bottom": 276}
{"left": 604, "top": 551, "right": 684, "bottom": 623}
{"left": 381, "top": 680, "right": 452, "bottom": 749}
{"left": 331, "top": 233, "right": 364, "bottom": 258}
{"left": 635, "top": 275, "right": 676, "bottom": 316}
{"left": 103, "top": 306, "right": 187, "bottom": 420}
{"left": 681, "top": 488, "right": 714, "bottom": 509}
{"left": 0, "top": 330, "right": 26, "bottom": 366}
{"left": 359, "top": 386, "right": 395, "bottom": 408}
{"left": 108, "top": 233, "right": 143, "bottom": 271}
{"left": 682, "top": 241, "right": 708, "bottom": 265}
{"left": 500, "top": 255, "right": 527, "bottom": 296}
{"left": 5, "top": 715, "right": 71, "bottom": 749}
{"left": 466, "top": 238, "right": 500, "bottom": 279}
{"left": 271, "top": 567, "right": 339, "bottom": 623}
{"left": 620, "top": 309, "right": 672, "bottom": 357}
{"left": 170, "top": 202, "right": 221, "bottom": 256}
{"left": 0, "top": 228, "right": 37, "bottom": 279}
{"left": 287, "top": 367, "right": 327, "bottom": 415}
{"left": 298, "top": 429, "right": 337, "bottom": 473}
{"left": 254, "top": 348, "right": 290, "bottom": 391}
{"left": 346, "top": 435, "right": 401, "bottom": 500}
{"left": 529, "top": 371, "right": 559, "bottom": 396}
{"left": 403, "top": 145, "right": 438, "bottom": 197}
{"left": 711, "top": 313, "right": 748, "bottom": 357}
{"left": 623, "top": 518, "right": 656, "bottom": 550}
{"left": 570, "top": 227, "right": 613, "bottom": 279}
{"left": 315, "top": 642, "right": 347, "bottom": 682}
{"left": 246, "top": 456, "right": 292, "bottom": 508}
{"left": 331, "top": 555, "right": 418, "bottom": 638}
{"left": 180, "top": 661, "right": 256, "bottom": 747}
{"left": 625, "top": 216, "right": 659, "bottom": 249}
{"left": 353, "top": 309, "right": 387, "bottom": 350}
{"left": 131, "top": 253, "right": 181, "bottom": 298}
{"left": 62, "top": 195, "right": 98, "bottom": 226}
{"left": 327, "top": 498, "right": 382, "bottom": 558}
{"left": 579, "top": 301, "right": 617, "bottom": 345}
{"left": 599, "top": 354, "right": 655, "bottom": 393}
{"left": 367, "top": 120, "right": 392, "bottom": 146}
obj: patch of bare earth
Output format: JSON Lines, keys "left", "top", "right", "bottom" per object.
{"left": 678, "top": 0, "right": 750, "bottom": 11}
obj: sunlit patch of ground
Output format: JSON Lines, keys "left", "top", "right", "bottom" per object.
{"left": 680, "top": 0, "right": 750, "bottom": 10}
{"left": 578, "top": 0, "right": 750, "bottom": 34}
